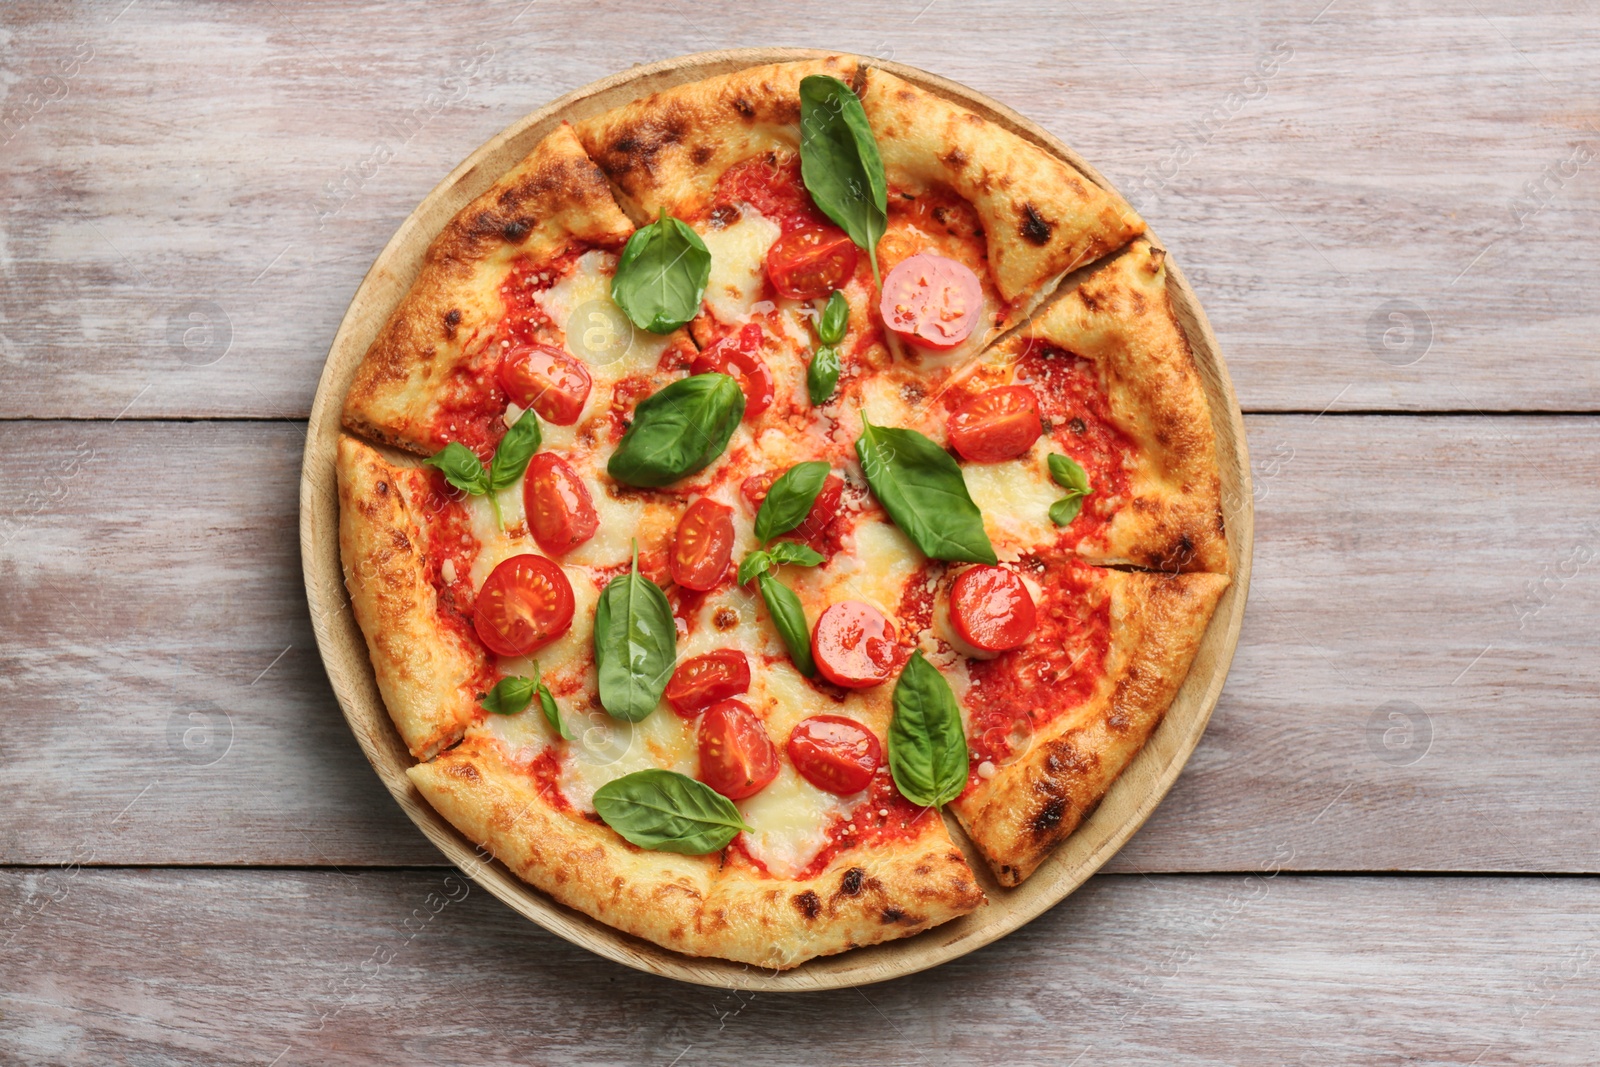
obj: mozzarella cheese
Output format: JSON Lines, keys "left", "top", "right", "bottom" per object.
{"left": 560, "top": 706, "right": 698, "bottom": 812}
{"left": 961, "top": 448, "right": 1062, "bottom": 557}
{"left": 698, "top": 212, "right": 781, "bottom": 324}
{"left": 736, "top": 763, "right": 858, "bottom": 879}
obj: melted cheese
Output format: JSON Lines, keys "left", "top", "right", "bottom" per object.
{"left": 961, "top": 449, "right": 1061, "bottom": 557}
{"left": 560, "top": 708, "right": 698, "bottom": 812}
{"left": 535, "top": 250, "right": 675, "bottom": 384}
{"left": 697, "top": 212, "right": 782, "bottom": 324}
{"left": 736, "top": 763, "right": 857, "bottom": 879}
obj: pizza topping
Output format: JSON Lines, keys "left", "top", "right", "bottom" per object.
{"left": 798, "top": 75, "right": 888, "bottom": 287}
{"left": 697, "top": 699, "right": 780, "bottom": 800}
{"left": 807, "top": 290, "right": 850, "bottom": 405}
{"left": 949, "top": 565, "right": 1037, "bottom": 653}
{"left": 480, "top": 671, "right": 571, "bottom": 739}
{"left": 713, "top": 153, "right": 829, "bottom": 234}
{"left": 691, "top": 323, "right": 774, "bottom": 419}
{"left": 424, "top": 408, "right": 542, "bottom": 529}
{"left": 879, "top": 252, "right": 983, "bottom": 350}
{"left": 855, "top": 417, "right": 996, "bottom": 564}
{"left": 738, "top": 540, "right": 825, "bottom": 586}
{"left": 592, "top": 768, "right": 752, "bottom": 854}
{"left": 887, "top": 650, "right": 968, "bottom": 809}
{"left": 592, "top": 549, "right": 677, "bottom": 722}
{"left": 671, "top": 497, "right": 735, "bottom": 591}
{"left": 472, "top": 554, "right": 576, "bottom": 657}
{"left": 523, "top": 453, "right": 598, "bottom": 555}
{"left": 752, "top": 461, "right": 830, "bottom": 543}
{"left": 1047, "top": 453, "right": 1094, "bottom": 526}
{"left": 497, "top": 343, "right": 592, "bottom": 426}
{"left": 765, "top": 225, "right": 859, "bottom": 300}
{"left": 665, "top": 649, "right": 751, "bottom": 718}
{"left": 743, "top": 467, "right": 845, "bottom": 550}
{"left": 948, "top": 386, "right": 1043, "bottom": 463}
{"left": 610, "top": 209, "right": 712, "bottom": 334}
{"left": 787, "top": 716, "right": 883, "bottom": 796}
{"left": 812, "top": 600, "right": 900, "bottom": 689}
{"left": 607, "top": 372, "right": 745, "bottom": 487}
{"left": 756, "top": 571, "right": 816, "bottom": 677}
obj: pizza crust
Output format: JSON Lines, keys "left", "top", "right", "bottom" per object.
{"left": 409, "top": 731, "right": 984, "bottom": 969}
{"left": 342, "top": 122, "right": 636, "bottom": 456}
{"left": 336, "top": 435, "right": 487, "bottom": 759}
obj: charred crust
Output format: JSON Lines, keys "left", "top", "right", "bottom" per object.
{"left": 1021, "top": 204, "right": 1053, "bottom": 246}
{"left": 941, "top": 148, "right": 969, "bottom": 170}
{"left": 501, "top": 219, "right": 531, "bottom": 243}
{"left": 691, "top": 144, "right": 715, "bottom": 166}
{"left": 443, "top": 308, "right": 462, "bottom": 339}
{"left": 880, "top": 906, "right": 906, "bottom": 924}
{"left": 732, "top": 96, "right": 755, "bottom": 118}
{"left": 793, "top": 890, "right": 822, "bottom": 920}
{"left": 375, "top": 480, "right": 390, "bottom": 496}
{"left": 840, "top": 867, "right": 865, "bottom": 895}
{"left": 1030, "top": 796, "right": 1067, "bottom": 835}
{"left": 446, "top": 761, "right": 481, "bottom": 784}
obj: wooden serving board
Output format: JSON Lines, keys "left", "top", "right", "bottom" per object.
{"left": 299, "top": 47, "right": 1254, "bottom": 990}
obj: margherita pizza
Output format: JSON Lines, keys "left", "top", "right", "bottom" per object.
{"left": 334, "top": 56, "right": 1231, "bottom": 969}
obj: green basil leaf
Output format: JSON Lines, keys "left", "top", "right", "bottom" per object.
{"left": 1048, "top": 453, "right": 1092, "bottom": 497}
{"left": 799, "top": 75, "right": 888, "bottom": 288}
{"left": 592, "top": 768, "right": 752, "bottom": 855}
{"left": 1049, "top": 493, "right": 1086, "bottom": 527}
{"left": 754, "top": 461, "right": 830, "bottom": 543}
{"left": 757, "top": 571, "right": 815, "bottom": 678}
{"left": 593, "top": 550, "right": 677, "bottom": 722}
{"left": 537, "top": 680, "right": 573, "bottom": 741}
{"left": 737, "top": 549, "right": 772, "bottom": 586}
{"left": 610, "top": 209, "right": 712, "bottom": 334}
{"left": 855, "top": 417, "right": 997, "bottom": 565}
{"left": 817, "top": 290, "right": 849, "bottom": 346}
{"left": 479, "top": 675, "right": 536, "bottom": 716}
{"left": 424, "top": 442, "right": 489, "bottom": 497}
{"left": 807, "top": 345, "right": 841, "bottom": 406}
{"left": 888, "top": 650, "right": 969, "bottom": 809}
{"left": 767, "top": 541, "right": 825, "bottom": 569}
{"left": 488, "top": 408, "right": 542, "bottom": 493}
{"left": 607, "top": 373, "right": 745, "bottom": 488}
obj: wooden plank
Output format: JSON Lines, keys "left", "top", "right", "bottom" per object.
{"left": 2, "top": 1, "right": 1596, "bottom": 417}
{"left": 0, "top": 868, "right": 1595, "bottom": 1064}
{"left": 2, "top": 416, "right": 1597, "bottom": 870}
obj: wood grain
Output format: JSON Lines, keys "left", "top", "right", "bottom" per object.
{"left": 1, "top": 1, "right": 1596, "bottom": 418}
{"left": 1, "top": 868, "right": 1595, "bottom": 1065}
{"left": 4, "top": 415, "right": 1596, "bottom": 872}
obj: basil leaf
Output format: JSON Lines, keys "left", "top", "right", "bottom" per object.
{"left": 593, "top": 550, "right": 677, "bottom": 722}
{"left": 537, "top": 680, "right": 573, "bottom": 741}
{"left": 592, "top": 768, "right": 752, "bottom": 855}
{"left": 737, "top": 549, "right": 772, "bottom": 586}
{"left": 488, "top": 408, "right": 542, "bottom": 493}
{"left": 610, "top": 209, "right": 712, "bottom": 334}
{"left": 1048, "top": 454, "right": 1092, "bottom": 497}
{"left": 480, "top": 675, "right": 536, "bottom": 716}
{"left": 424, "top": 442, "right": 489, "bottom": 497}
{"left": 768, "top": 541, "right": 825, "bottom": 568}
{"left": 799, "top": 75, "right": 888, "bottom": 288}
{"left": 754, "top": 461, "right": 830, "bottom": 543}
{"left": 607, "top": 373, "right": 745, "bottom": 488}
{"left": 817, "top": 290, "right": 849, "bottom": 346}
{"left": 1049, "top": 494, "right": 1086, "bottom": 527}
{"left": 807, "top": 345, "right": 840, "bottom": 406}
{"left": 757, "top": 571, "right": 815, "bottom": 678}
{"left": 855, "top": 417, "right": 997, "bottom": 565}
{"left": 888, "top": 651, "right": 968, "bottom": 809}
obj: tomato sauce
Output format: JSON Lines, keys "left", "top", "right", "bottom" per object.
{"left": 961, "top": 554, "right": 1111, "bottom": 781}
{"left": 417, "top": 470, "right": 483, "bottom": 627}
{"left": 793, "top": 767, "right": 935, "bottom": 880}
{"left": 711, "top": 153, "right": 829, "bottom": 234}
{"left": 497, "top": 249, "right": 578, "bottom": 345}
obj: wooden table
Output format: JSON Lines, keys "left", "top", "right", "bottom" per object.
{"left": 3, "top": 2, "right": 1596, "bottom": 1063}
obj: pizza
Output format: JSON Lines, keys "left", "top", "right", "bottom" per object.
{"left": 333, "top": 56, "right": 1231, "bottom": 969}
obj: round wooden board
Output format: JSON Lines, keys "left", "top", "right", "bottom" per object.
{"left": 300, "top": 48, "right": 1253, "bottom": 991}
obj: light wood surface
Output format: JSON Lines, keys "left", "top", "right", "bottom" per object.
{"left": 3, "top": 0, "right": 1597, "bottom": 1057}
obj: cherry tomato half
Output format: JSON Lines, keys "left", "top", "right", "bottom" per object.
{"left": 812, "top": 600, "right": 900, "bottom": 688}
{"left": 740, "top": 470, "right": 844, "bottom": 549}
{"left": 765, "top": 225, "right": 859, "bottom": 300}
{"left": 949, "top": 565, "right": 1036, "bottom": 653}
{"left": 948, "top": 385, "right": 1042, "bottom": 463}
{"left": 522, "top": 453, "right": 598, "bottom": 556}
{"left": 879, "top": 252, "right": 983, "bottom": 350}
{"left": 497, "top": 343, "right": 592, "bottom": 426}
{"left": 787, "top": 715, "right": 882, "bottom": 796}
{"left": 665, "top": 650, "right": 751, "bottom": 719}
{"left": 472, "top": 554, "right": 575, "bottom": 657}
{"left": 692, "top": 323, "right": 774, "bottom": 419}
{"left": 698, "top": 699, "right": 779, "bottom": 800}
{"left": 671, "top": 497, "right": 734, "bottom": 592}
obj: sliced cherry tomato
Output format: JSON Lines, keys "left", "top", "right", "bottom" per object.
{"left": 948, "top": 385, "right": 1042, "bottom": 463}
{"left": 665, "top": 649, "right": 751, "bottom": 718}
{"left": 692, "top": 323, "right": 774, "bottom": 419}
{"left": 765, "top": 225, "right": 859, "bottom": 300}
{"left": 497, "top": 343, "right": 592, "bottom": 426}
{"left": 522, "top": 453, "right": 598, "bottom": 555}
{"left": 697, "top": 699, "right": 779, "bottom": 800}
{"left": 671, "top": 497, "right": 734, "bottom": 591}
{"left": 472, "top": 554, "right": 575, "bottom": 657}
{"left": 879, "top": 252, "right": 983, "bottom": 350}
{"left": 811, "top": 600, "right": 900, "bottom": 688}
{"left": 949, "top": 565, "right": 1037, "bottom": 653}
{"left": 740, "top": 470, "right": 844, "bottom": 548}
{"left": 787, "top": 715, "right": 882, "bottom": 795}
